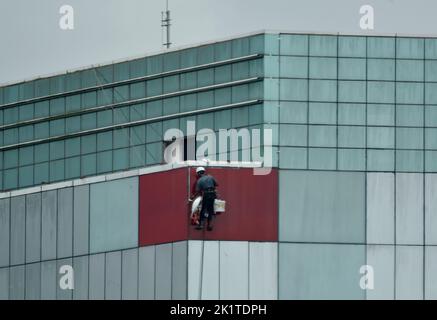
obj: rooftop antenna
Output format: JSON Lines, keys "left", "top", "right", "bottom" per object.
{"left": 161, "top": 0, "right": 172, "bottom": 49}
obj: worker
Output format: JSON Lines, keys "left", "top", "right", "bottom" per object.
{"left": 191, "top": 167, "right": 219, "bottom": 231}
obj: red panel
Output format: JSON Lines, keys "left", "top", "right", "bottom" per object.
{"left": 139, "top": 168, "right": 189, "bottom": 246}
{"left": 188, "top": 168, "right": 278, "bottom": 242}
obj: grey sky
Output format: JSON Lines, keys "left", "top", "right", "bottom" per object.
{"left": 0, "top": 0, "right": 436, "bottom": 85}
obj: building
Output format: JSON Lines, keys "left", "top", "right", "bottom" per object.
{"left": 0, "top": 31, "right": 437, "bottom": 299}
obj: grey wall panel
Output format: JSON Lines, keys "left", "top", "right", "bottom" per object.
{"left": 57, "top": 188, "right": 73, "bottom": 259}
{"left": 249, "top": 242, "right": 278, "bottom": 300}
{"left": 279, "top": 243, "right": 366, "bottom": 300}
{"left": 200, "top": 241, "right": 219, "bottom": 300}
{"left": 395, "top": 245, "right": 423, "bottom": 300}
{"left": 425, "top": 246, "right": 437, "bottom": 300}
{"left": 279, "top": 170, "right": 365, "bottom": 243}
{"left": 41, "top": 191, "right": 57, "bottom": 260}
{"left": 105, "top": 251, "right": 122, "bottom": 300}
{"left": 25, "top": 263, "right": 41, "bottom": 300}
{"left": 90, "top": 177, "right": 138, "bottom": 253}
{"left": 155, "top": 243, "right": 172, "bottom": 300}
{"left": 26, "top": 193, "right": 41, "bottom": 263}
{"left": 57, "top": 258, "right": 73, "bottom": 300}
{"left": 0, "top": 199, "right": 10, "bottom": 267}
{"left": 10, "top": 196, "right": 25, "bottom": 265}
{"left": 188, "top": 241, "right": 202, "bottom": 300}
{"left": 396, "top": 174, "right": 424, "bottom": 245}
{"left": 40, "top": 260, "right": 56, "bottom": 300}
{"left": 122, "top": 248, "right": 138, "bottom": 300}
{"left": 425, "top": 174, "right": 437, "bottom": 245}
{"left": 367, "top": 173, "right": 395, "bottom": 244}
{"left": 9, "top": 265, "right": 25, "bottom": 300}
{"left": 72, "top": 256, "right": 89, "bottom": 300}
{"left": 366, "top": 245, "right": 395, "bottom": 300}
{"left": 73, "top": 185, "right": 89, "bottom": 256}
{"left": 89, "top": 253, "right": 105, "bottom": 300}
{"left": 172, "top": 241, "right": 187, "bottom": 300}
{"left": 220, "top": 241, "right": 249, "bottom": 300}
{"left": 0, "top": 267, "right": 9, "bottom": 300}
{"left": 138, "top": 245, "right": 155, "bottom": 300}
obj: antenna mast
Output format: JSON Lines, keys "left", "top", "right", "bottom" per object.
{"left": 161, "top": 0, "right": 171, "bottom": 49}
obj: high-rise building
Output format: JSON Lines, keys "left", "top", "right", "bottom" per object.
{"left": 0, "top": 31, "right": 436, "bottom": 299}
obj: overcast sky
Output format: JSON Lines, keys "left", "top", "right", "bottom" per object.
{"left": 0, "top": 0, "right": 436, "bottom": 85}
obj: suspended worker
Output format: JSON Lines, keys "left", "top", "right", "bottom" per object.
{"left": 191, "top": 167, "right": 219, "bottom": 231}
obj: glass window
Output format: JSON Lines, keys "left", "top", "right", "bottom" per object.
{"left": 338, "top": 81, "right": 366, "bottom": 103}
{"left": 232, "top": 62, "right": 250, "bottom": 80}
{"left": 214, "top": 88, "right": 231, "bottom": 106}
{"left": 308, "top": 148, "right": 336, "bottom": 169}
{"left": 4, "top": 107, "right": 18, "bottom": 124}
{"left": 114, "top": 62, "right": 130, "bottom": 82}
{"left": 97, "top": 110, "right": 113, "bottom": 127}
{"left": 66, "top": 116, "right": 81, "bottom": 133}
{"left": 35, "top": 122, "right": 49, "bottom": 139}
{"left": 425, "top": 61, "right": 437, "bottom": 82}
{"left": 113, "top": 148, "right": 129, "bottom": 171}
{"left": 35, "top": 143, "right": 49, "bottom": 163}
{"left": 249, "top": 103, "right": 263, "bottom": 125}
{"left": 147, "top": 55, "right": 163, "bottom": 75}
{"left": 280, "top": 34, "right": 308, "bottom": 56}
{"left": 50, "top": 140, "right": 64, "bottom": 160}
{"left": 4, "top": 149, "right": 18, "bottom": 169}
{"left": 309, "top": 102, "right": 336, "bottom": 124}
{"left": 163, "top": 75, "right": 179, "bottom": 93}
{"left": 4, "top": 168, "right": 18, "bottom": 190}
{"left": 146, "top": 142, "right": 163, "bottom": 165}
{"left": 338, "top": 103, "right": 365, "bottom": 125}
{"left": 97, "top": 151, "right": 112, "bottom": 174}
{"left": 265, "top": 56, "right": 279, "bottom": 78}
{"left": 397, "top": 60, "right": 424, "bottom": 81}
{"left": 19, "top": 103, "right": 33, "bottom": 121}
{"left": 50, "top": 119, "right": 65, "bottom": 136}
{"left": 214, "top": 65, "right": 231, "bottom": 84}
{"left": 3, "top": 85, "right": 19, "bottom": 104}
{"left": 130, "top": 125, "right": 146, "bottom": 146}
{"left": 231, "top": 38, "right": 249, "bottom": 58}
{"left": 114, "top": 128, "right": 129, "bottom": 148}
{"left": 368, "top": 81, "right": 395, "bottom": 103}
{"left": 97, "top": 131, "right": 112, "bottom": 152}
{"left": 426, "top": 151, "right": 437, "bottom": 172}
{"left": 396, "top": 150, "right": 423, "bottom": 172}
{"left": 81, "top": 69, "right": 97, "bottom": 88}
{"left": 35, "top": 79, "right": 50, "bottom": 97}
{"left": 426, "top": 106, "right": 437, "bottom": 127}
{"left": 4, "top": 128, "right": 18, "bottom": 145}
{"left": 49, "top": 97, "right": 65, "bottom": 116}
{"left": 65, "top": 156, "right": 80, "bottom": 179}
{"left": 198, "top": 69, "right": 214, "bottom": 87}
{"left": 65, "top": 95, "right": 81, "bottom": 113}
{"left": 82, "top": 91, "right": 97, "bottom": 108}
{"left": 180, "top": 72, "right": 197, "bottom": 90}
{"left": 114, "top": 106, "right": 130, "bottom": 124}
{"left": 198, "top": 91, "right": 214, "bottom": 109}
{"left": 130, "top": 82, "right": 146, "bottom": 100}
{"left": 19, "top": 165, "right": 33, "bottom": 188}
{"left": 367, "top": 149, "right": 395, "bottom": 171}
{"left": 130, "top": 103, "right": 146, "bottom": 121}
{"left": 81, "top": 135, "right": 97, "bottom": 154}
{"left": 396, "top": 38, "right": 424, "bottom": 59}
{"left": 396, "top": 105, "right": 424, "bottom": 126}
{"left": 113, "top": 85, "right": 129, "bottom": 103}
{"left": 309, "top": 125, "right": 336, "bottom": 147}
{"left": 19, "top": 82, "right": 34, "bottom": 100}
{"left": 338, "top": 58, "right": 366, "bottom": 80}
{"left": 280, "top": 79, "right": 308, "bottom": 101}
{"left": 65, "top": 137, "right": 80, "bottom": 157}
{"left": 309, "top": 57, "right": 336, "bottom": 79}
{"left": 231, "top": 84, "right": 249, "bottom": 103}
{"left": 81, "top": 113, "right": 96, "bottom": 130}
{"left": 367, "top": 104, "right": 395, "bottom": 126}
{"left": 396, "top": 128, "right": 423, "bottom": 149}
{"left": 309, "top": 35, "right": 337, "bottom": 57}
{"left": 19, "top": 146, "right": 33, "bottom": 166}
{"left": 181, "top": 48, "right": 198, "bottom": 68}
{"left": 309, "top": 80, "right": 337, "bottom": 102}
{"left": 214, "top": 41, "right": 232, "bottom": 61}
{"left": 95, "top": 65, "right": 113, "bottom": 84}
{"left": 49, "top": 76, "right": 65, "bottom": 95}
{"left": 368, "top": 59, "right": 395, "bottom": 81}
{"left": 338, "top": 149, "right": 366, "bottom": 171}
{"left": 279, "top": 124, "right": 307, "bottom": 147}
{"left": 426, "top": 83, "right": 437, "bottom": 104}
{"left": 249, "top": 34, "right": 264, "bottom": 54}
{"left": 163, "top": 51, "right": 180, "bottom": 72}
{"left": 97, "top": 88, "right": 113, "bottom": 106}
{"left": 338, "top": 126, "right": 365, "bottom": 148}
{"left": 130, "top": 145, "right": 146, "bottom": 168}
{"left": 280, "top": 102, "right": 307, "bottom": 124}
{"left": 249, "top": 59, "right": 263, "bottom": 78}
{"left": 396, "top": 82, "right": 424, "bottom": 104}
{"left": 198, "top": 45, "right": 214, "bottom": 64}
{"left": 81, "top": 154, "right": 96, "bottom": 176}
{"left": 147, "top": 79, "right": 162, "bottom": 96}
{"left": 146, "top": 101, "right": 163, "bottom": 118}
{"left": 146, "top": 122, "right": 162, "bottom": 143}
{"left": 367, "top": 37, "right": 395, "bottom": 58}
{"left": 426, "top": 128, "right": 437, "bottom": 149}
{"left": 130, "top": 58, "right": 147, "bottom": 79}
{"left": 338, "top": 36, "right": 366, "bottom": 57}
{"left": 197, "top": 113, "right": 214, "bottom": 131}
{"left": 231, "top": 106, "right": 249, "bottom": 128}
{"left": 367, "top": 127, "right": 395, "bottom": 148}
{"left": 163, "top": 97, "right": 179, "bottom": 116}
{"left": 214, "top": 110, "right": 231, "bottom": 130}
{"left": 34, "top": 162, "right": 49, "bottom": 185}
{"left": 19, "top": 125, "right": 34, "bottom": 142}
{"left": 49, "top": 159, "right": 64, "bottom": 182}
{"left": 425, "top": 39, "right": 437, "bottom": 59}
{"left": 279, "top": 147, "right": 307, "bottom": 169}
{"left": 180, "top": 94, "right": 196, "bottom": 113}
{"left": 65, "top": 72, "right": 81, "bottom": 91}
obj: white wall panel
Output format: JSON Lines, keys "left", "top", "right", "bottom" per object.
{"left": 0, "top": 199, "right": 10, "bottom": 267}
{"left": 155, "top": 243, "right": 172, "bottom": 300}
{"left": 188, "top": 241, "right": 202, "bottom": 300}
{"left": 26, "top": 193, "right": 41, "bottom": 263}
{"left": 425, "top": 174, "right": 437, "bottom": 245}
{"left": 57, "top": 188, "right": 73, "bottom": 259}
{"left": 9, "top": 265, "right": 24, "bottom": 300}
{"left": 122, "top": 249, "right": 138, "bottom": 300}
{"left": 425, "top": 246, "right": 437, "bottom": 300}
{"left": 366, "top": 245, "right": 394, "bottom": 300}
{"left": 249, "top": 242, "right": 278, "bottom": 300}
{"left": 396, "top": 174, "right": 424, "bottom": 245}
{"left": 41, "top": 191, "right": 57, "bottom": 260}
{"left": 395, "top": 245, "right": 423, "bottom": 300}
{"left": 138, "top": 246, "right": 155, "bottom": 300}
{"left": 40, "top": 260, "right": 56, "bottom": 300}
{"left": 73, "top": 256, "right": 89, "bottom": 300}
{"left": 0, "top": 267, "right": 9, "bottom": 300}
{"left": 105, "top": 251, "right": 122, "bottom": 300}
{"left": 172, "top": 241, "right": 187, "bottom": 300}
{"left": 10, "top": 196, "right": 25, "bottom": 265}
{"left": 73, "top": 185, "right": 90, "bottom": 256}
{"left": 367, "top": 173, "right": 395, "bottom": 244}
{"left": 219, "top": 241, "right": 249, "bottom": 299}
{"left": 89, "top": 253, "right": 105, "bottom": 300}
{"left": 25, "top": 262, "right": 41, "bottom": 300}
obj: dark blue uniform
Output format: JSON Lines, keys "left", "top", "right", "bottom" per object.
{"left": 196, "top": 175, "right": 218, "bottom": 226}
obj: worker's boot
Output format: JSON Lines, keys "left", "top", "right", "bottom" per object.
{"left": 207, "top": 221, "right": 213, "bottom": 231}
{"left": 196, "top": 222, "right": 204, "bottom": 230}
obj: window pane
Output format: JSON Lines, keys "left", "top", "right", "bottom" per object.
{"left": 97, "top": 131, "right": 112, "bottom": 152}
{"left": 309, "top": 80, "right": 337, "bottom": 102}
{"left": 338, "top": 81, "right": 366, "bottom": 103}
{"left": 397, "top": 60, "right": 424, "bottom": 82}
{"left": 338, "top": 149, "right": 366, "bottom": 171}
{"left": 81, "top": 135, "right": 97, "bottom": 154}
{"left": 367, "top": 150, "right": 395, "bottom": 171}
{"left": 338, "top": 126, "right": 365, "bottom": 148}
{"left": 19, "top": 104, "right": 34, "bottom": 121}
{"left": 338, "top": 36, "right": 366, "bottom": 57}
{"left": 309, "top": 102, "right": 336, "bottom": 124}
{"left": 49, "top": 159, "right": 64, "bottom": 182}
{"left": 338, "top": 103, "right": 365, "bottom": 125}
{"left": 396, "top": 83, "right": 424, "bottom": 104}
{"left": 396, "top": 38, "right": 424, "bottom": 59}
{"left": 368, "top": 82, "right": 395, "bottom": 103}
{"left": 81, "top": 154, "right": 96, "bottom": 176}
{"left": 34, "top": 162, "right": 49, "bottom": 185}
{"left": 308, "top": 148, "right": 336, "bottom": 169}
{"left": 50, "top": 141, "right": 64, "bottom": 160}
{"left": 19, "top": 146, "right": 33, "bottom": 166}
{"left": 114, "top": 62, "right": 130, "bottom": 82}
{"left": 367, "top": 127, "right": 395, "bottom": 148}
{"left": 368, "top": 37, "right": 395, "bottom": 58}
{"left": 338, "top": 58, "right": 366, "bottom": 80}
{"left": 367, "top": 104, "right": 395, "bottom": 126}
{"left": 280, "top": 34, "right": 308, "bottom": 56}
{"left": 35, "top": 143, "right": 49, "bottom": 163}
{"left": 113, "top": 148, "right": 129, "bottom": 171}
{"left": 396, "top": 105, "right": 424, "bottom": 127}
{"left": 396, "top": 150, "right": 423, "bottom": 172}
{"left": 130, "top": 145, "right": 146, "bottom": 168}
{"left": 97, "top": 151, "right": 112, "bottom": 174}
{"left": 309, "top": 35, "right": 337, "bottom": 56}
{"left": 309, "top": 58, "right": 336, "bottom": 79}
{"left": 65, "top": 156, "right": 80, "bottom": 179}
{"left": 396, "top": 128, "right": 423, "bottom": 149}
{"left": 65, "top": 137, "right": 80, "bottom": 157}
{"left": 309, "top": 125, "right": 336, "bottom": 147}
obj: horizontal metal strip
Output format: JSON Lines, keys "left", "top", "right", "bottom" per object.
{"left": 0, "top": 54, "right": 263, "bottom": 110}
{"left": 0, "top": 77, "right": 262, "bottom": 131}
{"left": 0, "top": 99, "right": 263, "bottom": 151}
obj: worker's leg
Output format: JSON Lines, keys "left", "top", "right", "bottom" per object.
{"left": 206, "top": 192, "right": 216, "bottom": 231}
{"left": 196, "top": 197, "right": 208, "bottom": 229}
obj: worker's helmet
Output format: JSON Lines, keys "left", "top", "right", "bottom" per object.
{"left": 196, "top": 167, "right": 206, "bottom": 174}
